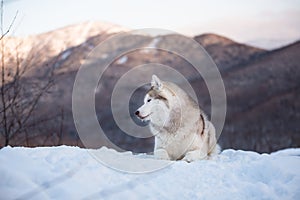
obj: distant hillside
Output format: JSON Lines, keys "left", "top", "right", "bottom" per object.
{"left": 191, "top": 41, "right": 300, "bottom": 152}
{"left": 1, "top": 22, "right": 299, "bottom": 153}
{"left": 194, "top": 33, "right": 266, "bottom": 71}
{"left": 2, "top": 21, "right": 128, "bottom": 79}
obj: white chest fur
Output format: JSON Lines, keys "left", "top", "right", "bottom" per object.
{"left": 150, "top": 116, "right": 201, "bottom": 160}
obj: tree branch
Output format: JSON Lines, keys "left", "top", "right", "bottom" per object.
{"left": 0, "top": 0, "right": 18, "bottom": 40}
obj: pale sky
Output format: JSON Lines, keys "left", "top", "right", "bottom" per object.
{"left": 3, "top": 0, "right": 300, "bottom": 49}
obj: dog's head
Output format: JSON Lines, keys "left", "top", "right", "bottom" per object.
{"left": 135, "top": 75, "right": 179, "bottom": 127}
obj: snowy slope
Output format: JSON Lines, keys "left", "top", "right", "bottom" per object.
{"left": 0, "top": 146, "right": 299, "bottom": 200}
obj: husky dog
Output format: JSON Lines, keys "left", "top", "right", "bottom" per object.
{"left": 135, "top": 75, "right": 220, "bottom": 162}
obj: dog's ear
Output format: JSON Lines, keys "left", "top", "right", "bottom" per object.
{"left": 151, "top": 75, "right": 163, "bottom": 90}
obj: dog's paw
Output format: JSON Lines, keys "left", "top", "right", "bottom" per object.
{"left": 154, "top": 149, "right": 170, "bottom": 160}
{"left": 182, "top": 150, "right": 207, "bottom": 162}
{"left": 182, "top": 153, "right": 196, "bottom": 163}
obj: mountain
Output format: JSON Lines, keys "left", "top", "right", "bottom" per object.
{"left": 191, "top": 41, "right": 300, "bottom": 152}
{"left": 4, "top": 21, "right": 128, "bottom": 58}
{"left": 194, "top": 33, "right": 266, "bottom": 71}
{"left": 2, "top": 21, "right": 128, "bottom": 79}
{"left": 1, "top": 21, "right": 299, "bottom": 153}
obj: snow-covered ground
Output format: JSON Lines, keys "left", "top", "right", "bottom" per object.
{"left": 0, "top": 146, "right": 299, "bottom": 200}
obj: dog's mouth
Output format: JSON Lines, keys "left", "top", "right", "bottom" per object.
{"left": 138, "top": 113, "right": 152, "bottom": 120}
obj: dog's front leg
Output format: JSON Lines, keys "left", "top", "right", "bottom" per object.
{"left": 154, "top": 149, "right": 170, "bottom": 160}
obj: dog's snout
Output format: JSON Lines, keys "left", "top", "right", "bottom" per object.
{"left": 135, "top": 110, "right": 140, "bottom": 116}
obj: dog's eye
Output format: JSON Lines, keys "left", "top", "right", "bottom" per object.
{"left": 147, "top": 99, "right": 151, "bottom": 102}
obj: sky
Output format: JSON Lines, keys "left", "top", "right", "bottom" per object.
{"left": 3, "top": 0, "right": 300, "bottom": 49}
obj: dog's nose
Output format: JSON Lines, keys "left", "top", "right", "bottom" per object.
{"left": 135, "top": 110, "right": 139, "bottom": 116}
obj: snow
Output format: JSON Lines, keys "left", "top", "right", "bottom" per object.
{"left": 0, "top": 146, "right": 299, "bottom": 200}
{"left": 142, "top": 37, "right": 162, "bottom": 53}
{"left": 148, "top": 37, "right": 161, "bottom": 48}
{"left": 116, "top": 56, "right": 128, "bottom": 64}
{"left": 53, "top": 49, "right": 73, "bottom": 68}
{"left": 60, "top": 50, "right": 72, "bottom": 60}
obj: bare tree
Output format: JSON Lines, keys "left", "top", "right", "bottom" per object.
{"left": 0, "top": 0, "right": 55, "bottom": 147}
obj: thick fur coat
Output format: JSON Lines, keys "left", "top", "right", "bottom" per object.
{"left": 136, "top": 75, "right": 220, "bottom": 162}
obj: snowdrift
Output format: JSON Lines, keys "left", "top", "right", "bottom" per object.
{"left": 0, "top": 146, "right": 299, "bottom": 199}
